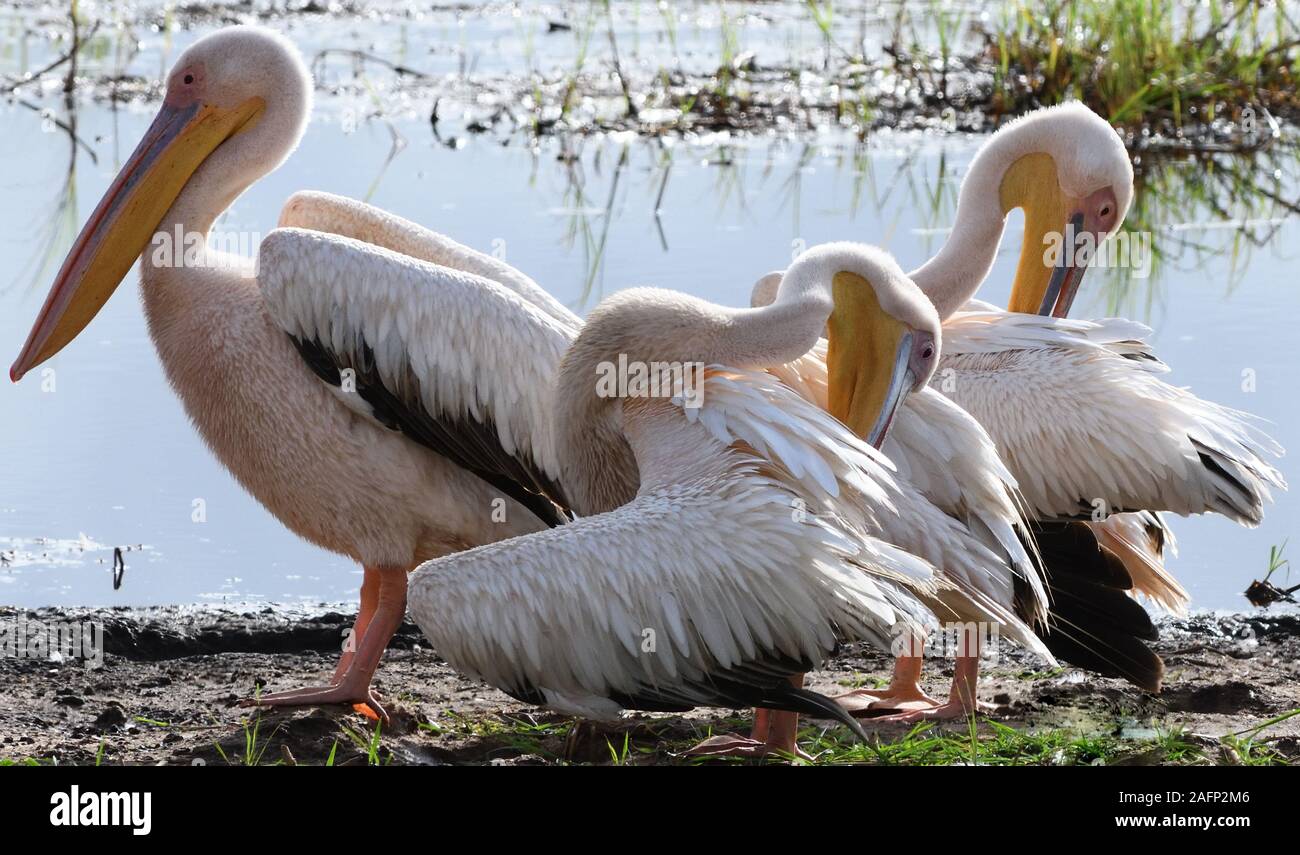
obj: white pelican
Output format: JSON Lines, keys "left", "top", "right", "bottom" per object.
{"left": 755, "top": 102, "right": 1284, "bottom": 693}
{"left": 406, "top": 242, "right": 1053, "bottom": 757}
{"left": 748, "top": 287, "right": 1067, "bottom": 723}
{"left": 429, "top": 238, "right": 1059, "bottom": 732}
{"left": 917, "top": 103, "right": 1283, "bottom": 681}
{"left": 9, "top": 27, "right": 588, "bottom": 719}
{"left": 8, "top": 26, "right": 1035, "bottom": 745}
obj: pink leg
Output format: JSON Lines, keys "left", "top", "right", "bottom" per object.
{"left": 749, "top": 708, "right": 772, "bottom": 741}
{"left": 836, "top": 654, "right": 941, "bottom": 715}
{"left": 685, "top": 675, "right": 812, "bottom": 761}
{"left": 761, "top": 707, "right": 804, "bottom": 758}
{"left": 331, "top": 566, "right": 381, "bottom": 684}
{"left": 243, "top": 565, "right": 408, "bottom": 722}
{"left": 874, "top": 654, "right": 996, "bottom": 723}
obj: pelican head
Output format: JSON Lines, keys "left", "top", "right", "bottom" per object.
{"left": 791, "top": 242, "right": 941, "bottom": 448}
{"left": 980, "top": 102, "right": 1133, "bottom": 317}
{"left": 11, "top": 26, "right": 311, "bottom": 381}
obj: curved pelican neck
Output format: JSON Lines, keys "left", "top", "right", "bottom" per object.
{"left": 720, "top": 268, "right": 836, "bottom": 367}
{"left": 139, "top": 152, "right": 264, "bottom": 326}
{"left": 907, "top": 149, "right": 1010, "bottom": 320}
{"left": 555, "top": 256, "right": 839, "bottom": 513}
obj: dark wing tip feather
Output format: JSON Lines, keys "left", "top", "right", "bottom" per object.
{"left": 292, "top": 335, "right": 573, "bottom": 527}
{"left": 1024, "top": 521, "right": 1165, "bottom": 692}
{"left": 778, "top": 686, "right": 871, "bottom": 742}
{"left": 1193, "top": 441, "right": 1264, "bottom": 525}
{"left": 616, "top": 677, "right": 868, "bottom": 743}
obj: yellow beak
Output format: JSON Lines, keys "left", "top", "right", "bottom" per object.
{"left": 825, "top": 271, "right": 917, "bottom": 449}
{"left": 1001, "top": 151, "right": 1090, "bottom": 318}
{"left": 10, "top": 96, "right": 264, "bottom": 381}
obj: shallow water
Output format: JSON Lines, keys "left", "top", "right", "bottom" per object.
{"left": 1, "top": 8, "right": 1296, "bottom": 611}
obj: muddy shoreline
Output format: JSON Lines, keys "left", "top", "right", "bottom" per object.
{"left": 2, "top": 604, "right": 1296, "bottom": 765}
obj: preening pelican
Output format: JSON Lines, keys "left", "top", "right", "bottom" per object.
{"left": 9, "top": 27, "right": 586, "bottom": 719}
{"left": 407, "top": 243, "right": 1052, "bottom": 757}
{"left": 423, "top": 233, "right": 1057, "bottom": 736}
{"left": 749, "top": 282, "right": 1059, "bottom": 722}
{"left": 758, "top": 102, "right": 1284, "bottom": 691}
{"left": 917, "top": 102, "right": 1284, "bottom": 684}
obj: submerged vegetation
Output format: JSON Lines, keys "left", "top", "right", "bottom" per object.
{"left": 458, "top": 0, "right": 1300, "bottom": 149}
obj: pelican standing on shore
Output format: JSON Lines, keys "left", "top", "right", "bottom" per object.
{"left": 9, "top": 27, "right": 584, "bottom": 719}
{"left": 747, "top": 292, "right": 1060, "bottom": 722}
{"left": 406, "top": 242, "right": 1053, "bottom": 752}
{"left": 914, "top": 103, "right": 1283, "bottom": 672}
{"left": 754, "top": 103, "right": 1284, "bottom": 695}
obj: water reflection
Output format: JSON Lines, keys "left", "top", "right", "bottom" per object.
{"left": 1102, "top": 141, "right": 1300, "bottom": 318}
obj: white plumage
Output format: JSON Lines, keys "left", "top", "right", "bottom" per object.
{"left": 760, "top": 323, "right": 1049, "bottom": 636}
{"left": 939, "top": 309, "right": 1285, "bottom": 525}
{"left": 686, "top": 363, "right": 1043, "bottom": 651}
{"left": 411, "top": 380, "right": 939, "bottom": 719}
{"left": 258, "top": 226, "right": 574, "bottom": 493}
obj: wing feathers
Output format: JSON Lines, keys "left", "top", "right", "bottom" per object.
{"left": 258, "top": 227, "right": 575, "bottom": 520}
{"left": 940, "top": 310, "right": 1285, "bottom": 524}
{"left": 408, "top": 442, "right": 933, "bottom": 723}
{"left": 278, "top": 190, "right": 582, "bottom": 332}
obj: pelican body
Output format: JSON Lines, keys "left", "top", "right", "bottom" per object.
{"left": 407, "top": 242, "right": 1057, "bottom": 755}
{"left": 921, "top": 105, "right": 1283, "bottom": 679}
{"left": 10, "top": 27, "right": 579, "bottom": 716}
{"left": 757, "top": 103, "right": 1284, "bottom": 691}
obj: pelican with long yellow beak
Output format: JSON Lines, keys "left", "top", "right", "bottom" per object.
{"left": 916, "top": 103, "right": 1283, "bottom": 682}
{"left": 407, "top": 242, "right": 1055, "bottom": 758}
{"left": 753, "top": 103, "right": 1284, "bottom": 706}
{"left": 10, "top": 26, "right": 589, "bottom": 719}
